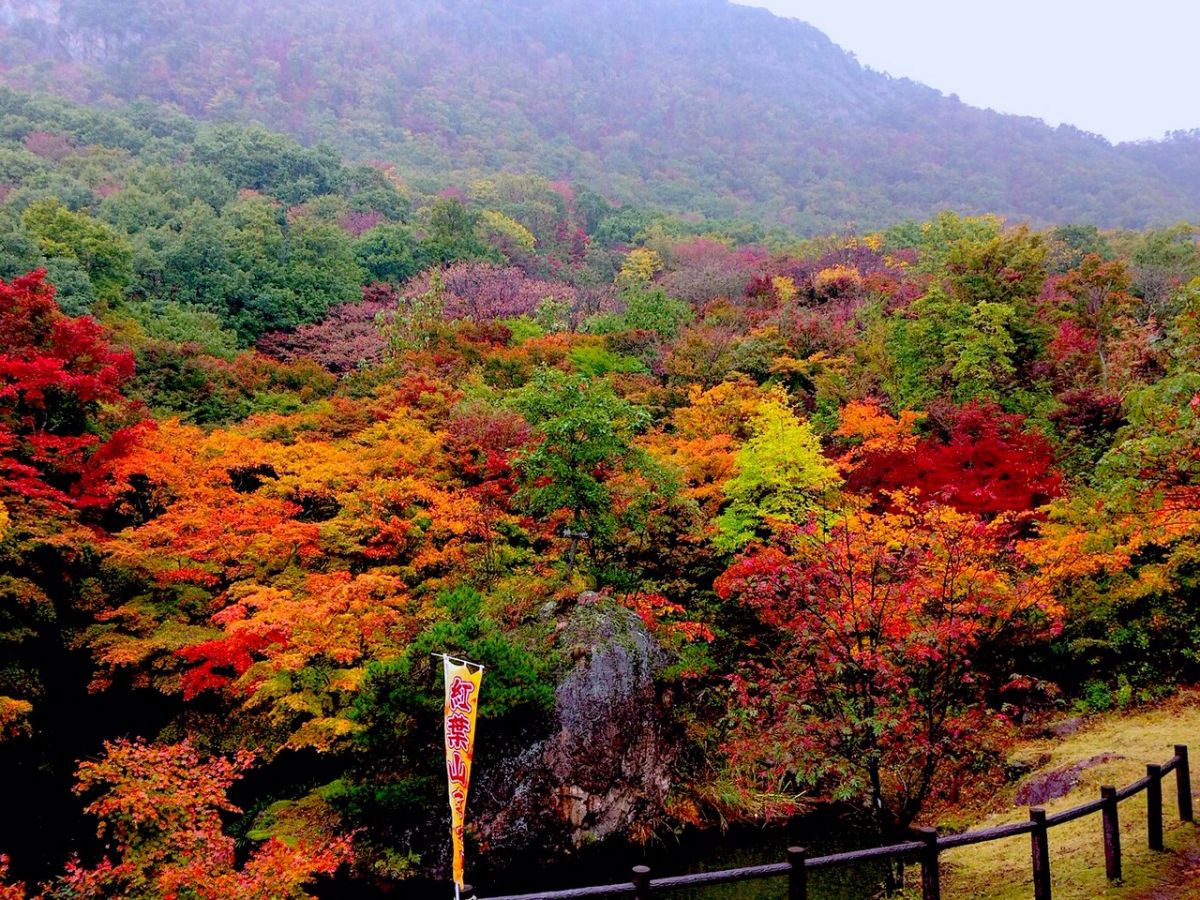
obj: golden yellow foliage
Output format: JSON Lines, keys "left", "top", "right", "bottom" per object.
{"left": 616, "top": 247, "right": 664, "bottom": 290}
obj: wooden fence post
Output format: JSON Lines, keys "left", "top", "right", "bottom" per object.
{"left": 1101, "top": 786, "right": 1121, "bottom": 882}
{"left": 1030, "top": 807, "right": 1051, "bottom": 900}
{"left": 1147, "top": 764, "right": 1164, "bottom": 850}
{"left": 631, "top": 865, "right": 651, "bottom": 900}
{"left": 915, "top": 827, "right": 941, "bottom": 900}
{"left": 787, "top": 846, "right": 808, "bottom": 900}
{"left": 1176, "top": 745, "right": 1194, "bottom": 823}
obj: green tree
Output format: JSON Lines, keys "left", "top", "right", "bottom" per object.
{"left": 221, "top": 194, "right": 293, "bottom": 339}
{"left": 0, "top": 214, "right": 41, "bottom": 280}
{"left": 715, "top": 395, "right": 841, "bottom": 552}
{"left": 22, "top": 198, "right": 133, "bottom": 304}
{"left": 622, "top": 287, "right": 693, "bottom": 340}
{"left": 380, "top": 269, "right": 449, "bottom": 354}
{"left": 886, "top": 223, "right": 1049, "bottom": 409}
{"left": 584, "top": 248, "right": 691, "bottom": 339}
{"left": 96, "top": 184, "right": 175, "bottom": 235}
{"left": 1048, "top": 223, "right": 1113, "bottom": 273}
{"left": 949, "top": 301, "right": 1019, "bottom": 401}
{"left": 513, "top": 369, "right": 652, "bottom": 560}
{"left": 886, "top": 212, "right": 1004, "bottom": 274}
{"left": 944, "top": 225, "right": 1046, "bottom": 308}
{"left": 341, "top": 163, "right": 411, "bottom": 221}
{"left": 122, "top": 300, "right": 240, "bottom": 359}
{"left": 354, "top": 223, "right": 420, "bottom": 284}
{"left": 193, "top": 123, "right": 343, "bottom": 205}
{"left": 285, "top": 216, "right": 364, "bottom": 322}
{"left": 420, "top": 196, "right": 496, "bottom": 266}
{"left": 1128, "top": 223, "right": 1200, "bottom": 319}
{"left": 159, "top": 201, "right": 239, "bottom": 308}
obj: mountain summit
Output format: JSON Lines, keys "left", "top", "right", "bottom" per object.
{"left": 2, "top": 0, "right": 1197, "bottom": 231}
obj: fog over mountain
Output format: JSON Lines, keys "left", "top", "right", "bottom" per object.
{"left": 1, "top": 0, "right": 1197, "bottom": 232}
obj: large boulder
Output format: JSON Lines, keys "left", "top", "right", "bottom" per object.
{"left": 474, "top": 602, "right": 676, "bottom": 861}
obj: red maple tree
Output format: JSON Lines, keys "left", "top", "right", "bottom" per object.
{"left": 0, "top": 270, "right": 146, "bottom": 510}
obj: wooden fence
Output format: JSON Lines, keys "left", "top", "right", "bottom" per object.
{"left": 476, "top": 744, "right": 1194, "bottom": 900}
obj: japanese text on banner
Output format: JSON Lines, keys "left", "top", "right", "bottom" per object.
{"left": 444, "top": 657, "right": 482, "bottom": 890}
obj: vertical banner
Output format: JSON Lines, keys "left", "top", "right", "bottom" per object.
{"left": 443, "top": 655, "right": 483, "bottom": 894}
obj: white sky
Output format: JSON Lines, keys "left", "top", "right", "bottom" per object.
{"left": 739, "top": 1, "right": 1199, "bottom": 143}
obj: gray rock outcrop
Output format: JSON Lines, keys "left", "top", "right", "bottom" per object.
{"left": 474, "top": 601, "right": 676, "bottom": 862}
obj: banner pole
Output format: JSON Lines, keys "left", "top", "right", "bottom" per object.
{"left": 442, "top": 653, "right": 483, "bottom": 898}
{"left": 446, "top": 653, "right": 455, "bottom": 900}
{"left": 431, "top": 652, "right": 486, "bottom": 671}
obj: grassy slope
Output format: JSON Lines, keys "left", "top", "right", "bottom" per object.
{"left": 936, "top": 690, "right": 1200, "bottom": 899}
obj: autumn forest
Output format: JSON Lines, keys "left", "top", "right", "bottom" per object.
{"left": 1, "top": 3, "right": 1200, "bottom": 899}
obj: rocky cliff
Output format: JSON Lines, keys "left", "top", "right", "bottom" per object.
{"left": 474, "top": 603, "right": 677, "bottom": 867}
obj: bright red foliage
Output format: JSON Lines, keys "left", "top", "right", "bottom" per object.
{"left": 619, "top": 591, "right": 714, "bottom": 645}
{"left": 0, "top": 270, "right": 144, "bottom": 509}
{"left": 914, "top": 404, "right": 1063, "bottom": 516}
{"left": 844, "top": 402, "right": 1062, "bottom": 520}
{"left": 177, "top": 628, "right": 290, "bottom": 700}
{"left": 445, "top": 405, "right": 532, "bottom": 490}
{"left": 715, "top": 502, "right": 1057, "bottom": 827}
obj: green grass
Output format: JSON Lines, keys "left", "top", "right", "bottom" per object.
{"left": 937, "top": 690, "right": 1200, "bottom": 899}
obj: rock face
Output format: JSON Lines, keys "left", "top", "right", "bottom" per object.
{"left": 1014, "top": 754, "right": 1126, "bottom": 806}
{"left": 0, "top": 0, "right": 144, "bottom": 64}
{"left": 549, "top": 605, "right": 673, "bottom": 841}
{"left": 474, "top": 603, "right": 676, "bottom": 863}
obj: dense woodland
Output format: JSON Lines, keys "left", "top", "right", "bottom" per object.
{"left": 0, "top": 80, "right": 1199, "bottom": 898}
{"left": 1, "top": 0, "right": 1200, "bottom": 231}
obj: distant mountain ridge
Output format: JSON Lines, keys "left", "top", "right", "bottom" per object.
{"left": 1, "top": 0, "right": 1198, "bottom": 232}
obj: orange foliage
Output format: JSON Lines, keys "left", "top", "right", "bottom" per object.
{"left": 52, "top": 739, "right": 349, "bottom": 898}
{"left": 834, "top": 398, "right": 924, "bottom": 468}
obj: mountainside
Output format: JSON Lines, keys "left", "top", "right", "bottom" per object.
{"left": 1, "top": 0, "right": 1198, "bottom": 232}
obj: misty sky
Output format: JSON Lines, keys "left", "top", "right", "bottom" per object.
{"left": 740, "top": 0, "right": 1198, "bottom": 143}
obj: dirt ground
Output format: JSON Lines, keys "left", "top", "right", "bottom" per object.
{"left": 1129, "top": 841, "right": 1200, "bottom": 899}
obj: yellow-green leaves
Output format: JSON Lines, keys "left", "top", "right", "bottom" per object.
{"left": 714, "top": 396, "right": 841, "bottom": 552}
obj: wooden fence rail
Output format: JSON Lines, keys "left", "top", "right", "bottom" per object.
{"left": 476, "top": 744, "right": 1195, "bottom": 900}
